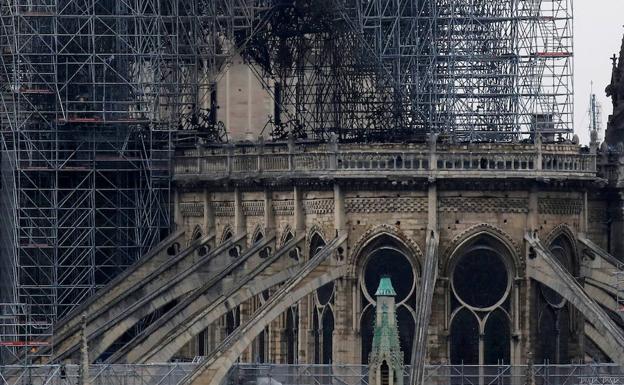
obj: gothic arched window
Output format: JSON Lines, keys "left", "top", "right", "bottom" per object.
{"left": 535, "top": 235, "right": 575, "bottom": 364}
{"left": 360, "top": 244, "right": 417, "bottom": 364}
{"left": 309, "top": 233, "right": 335, "bottom": 364}
{"left": 449, "top": 238, "right": 512, "bottom": 365}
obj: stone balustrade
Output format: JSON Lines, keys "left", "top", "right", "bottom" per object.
{"left": 173, "top": 142, "right": 598, "bottom": 181}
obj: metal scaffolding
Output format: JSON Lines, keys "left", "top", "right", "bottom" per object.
{"left": 2, "top": 363, "right": 623, "bottom": 385}
{"left": 0, "top": 0, "right": 213, "bottom": 362}
{"left": 0, "top": 0, "right": 275, "bottom": 362}
{"left": 229, "top": 0, "right": 573, "bottom": 142}
{"left": 0, "top": 0, "right": 574, "bottom": 363}
{"left": 0, "top": 363, "right": 198, "bottom": 385}
{"left": 0, "top": 303, "right": 52, "bottom": 365}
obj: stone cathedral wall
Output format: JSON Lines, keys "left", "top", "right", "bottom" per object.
{"left": 174, "top": 178, "right": 601, "bottom": 365}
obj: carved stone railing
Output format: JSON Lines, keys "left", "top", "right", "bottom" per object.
{"left": 173, "top": 142, "right": 597, "bottom": 181}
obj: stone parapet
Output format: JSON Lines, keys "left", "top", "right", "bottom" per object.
{"left": 174, "top": 142, "right": 597, "bottom": 183}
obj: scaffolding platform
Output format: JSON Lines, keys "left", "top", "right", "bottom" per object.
{"left": 0, "top": 303, "right": 53, "bottom": 364}
{"left": 1, "top": 0, "right": 175, "bottom": 339}
{"left": 57, "top": 117, "right": 149, "bottom": 124}
{"left": 15, "top": 88, "right": 54, "bottom": 95}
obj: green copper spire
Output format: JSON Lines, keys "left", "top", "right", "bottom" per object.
{"left": 369, "top": 276, "right": 404, "bottom": 385}
{"left": 375, "top": 276, "right": 397, "bottom": 297}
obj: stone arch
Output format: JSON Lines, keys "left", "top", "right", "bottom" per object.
{"left": 305, "top": 226, "right": 333, "bottom": 364}
{"left": 544, "top": 224, "right": 578, "bottom": 272}
{"left": 279, "top": 224, "right": 295, "bottom": 246}
{"left": 442, "top": 224, "right": 521, "bottom": 277}
{"left": 306, "top": 224, "right": 327, "bottom": 255}
{"left": 544, "top": 223, "right": 576, "bottom": 246}
{"left": 351, "top": 225, "right": 422, "bottom": 365}
{"left": 348, "top": 224, "right": 423, "bottom": 277}
{"left": 220, "top": 225, "right": 234, "bottom": 244}
{"left": 306, "top": 225, "right": 329, "bottom": 262}
{"left": 445, "top": 225, "right": 517, "bottom": 365}
{"left": 251, "top": 224, "right": 265, "bottom": 244}
{"left": 186, "top": 264, "right": 348, "bottom": 385}
{"left": 191, "top": 225, "right": 203, "bottom": 240}
{"left": 527, "top": 250, "right": 624, "bottom": 363}
{"left": 536, "top": 223, "right": 579, "bottom": 364}
{"left": 188, "top": 225, "right": 204, "bottom": 246}
{"left": 120, "top": 260, "right": 304, "bottom": 363}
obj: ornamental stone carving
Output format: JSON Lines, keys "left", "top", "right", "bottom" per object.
{"left": 242, "top": 201, "right": 264, "bottom": 217}
{"left": 438, "top": 197, "right": 528, "bottom": 213}
{"left": 538, "top": 198, "right": 583, "bottom": 215}
{"left": 180, "top": 202, "right": 204, "bottom": 217}
{"left": 273, "top": 200, "right": 294, "bottom": 216}
{"left": 303, "top": 199, "right": 334, "bottom": 215}
{"left": 345, "top": 197, "right": 426, "bottom": 213}
{"left": 213, "top": 201, "right": 235, "bottom": 217}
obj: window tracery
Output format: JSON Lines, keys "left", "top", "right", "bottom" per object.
{"left": 449, "top": 239, "right": 513, "bottom": 365}
{"left": 360, "top": 245, "right": 417, "bottom": 364}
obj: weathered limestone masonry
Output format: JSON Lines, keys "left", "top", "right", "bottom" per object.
{"left": 171, "top": 136, "right": 624, "bottom": 370}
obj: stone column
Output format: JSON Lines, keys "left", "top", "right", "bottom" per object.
{"left": 428, "top": 278, "right": 448, "bottom": 364}
{"left": 240, "top": 298, "right": 254, "bottom": 362}
{"left": 522, "top": 270, "right": 533, "bottom": 365}
{"left": 264, "top": 190, "right": 275, "bottom": 235}
{"left": 427, "top": 183, "right": 437, "bottom": 231}
{"left": 203, "top": 188, "right": 215, "bottom": 236}
{"left": 527, "top": 185, "right": 539, "bottom": 234}
{"left": 333, "top": 277, "right": 359, "bottom": 364}
{"left": 334, "top": 183, "right": 346, "bottom": 236}
{"left": 173, "top": 190, "right": 182, "bottom": 231}
{"left": 580, "top": 190, "right": 588, "bottom": 236}
{"left": 511, "top": 278, "right": 522, "bottom": 365}
{"left": 79, "top": 314, "right": 89, "bottom": 385}
{"left": 524, "top": 185, "right": 539, "bottom": 364}
{"left": 269, "top": 313, "right": 286, "bottom": 363}
{"left": 207, "top": 322, "right": 224, "bottom": 354}
{"left": 234, "top": 188, "right": 245, "bottom": 236}
{"left": 298, "top": 295, "right": 313, "bottom": 364}
{"left": 294, "top": 186, "right": 305, "bottom": 235}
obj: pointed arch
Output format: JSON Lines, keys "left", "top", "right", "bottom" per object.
{"left": 353, "top": 225, "right": 421, "bottom": 366}
{"left": 189, "top": 225, "right": 204, "bottom": 246}
{"left": 536, "top": 224, "right": 578, "bottom": 364}
{"left": 307, "top": 226, "right": 327, "bottom": 261}
{"left": 446, "top": 223, "right": 516, "bottom": 366}
{"left": 320, "top": 307, "right": 334, "bottom": 364}
{"left": 442, "top": 223, "right": 520, "bottom": 277}
{"left": 220, "top": 225, "right": 234, "bottom": 244}
{"left": 348, "top": 224, "right": 423, "bottom": 277}
{"left": 279, "top": 224, "right": 295, "bottom": 246}
{"left": 544, "top": 223, "right": 576, "bottom": 247}
{"left": 544, "top": 224, "right": 578, "bottom": 271}
{"left": 306, "top": 224, "right": 327, "bottom": 254}
{"left": 285, "top": 305, "right": 298, "bottom": 364}
{"left": 251, "top": 224, "right": 265, "bottom": 245}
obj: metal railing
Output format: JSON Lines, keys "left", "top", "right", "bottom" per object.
{"left": 222, "top": 364, "right": 624, "bottom": 385}
{"left": 2, "top": 363, "right": 623, "bottom": 385}
{"left": 0, "top": 363, "right": 197, "bottom": 385}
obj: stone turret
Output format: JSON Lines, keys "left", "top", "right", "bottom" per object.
{"left": 605, "top": 33, "right": 624, "bottom": 146}
{"left": 369, "top": 277, "right": 404, "bottom": 385}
